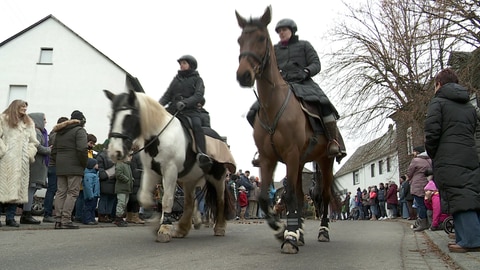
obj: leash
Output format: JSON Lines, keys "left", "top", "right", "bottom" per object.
{"left": 130, "top": 110, "right": 179, "bottom": 156}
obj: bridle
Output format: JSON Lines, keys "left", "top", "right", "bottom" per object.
{"left": 108, "top": 103, "right": 178, "bottom": 156}
{"left": 238, "top": 25, "right": 291, "bottom": 163}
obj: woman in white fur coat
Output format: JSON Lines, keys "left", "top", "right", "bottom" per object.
{"left": 0, "top": 100, "right": 38, "bottom": 227}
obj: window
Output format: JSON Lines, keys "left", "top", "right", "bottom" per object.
{"left": 38, "top": 48, "right": 53, "bottom": 64}
{"left": 378, "top": 160, "right": 384, "bottom": 175}
{"left": 7, "top": 85, "right": 27, "bottom": 107}
{"left": 370, "top": 163, "right": 375, "bottom": 177}
{"left": 353, "top": 170, "right": 359, "bottom": 185}
{"left": 386, "top": 157, "right": 391, "bottom": 172}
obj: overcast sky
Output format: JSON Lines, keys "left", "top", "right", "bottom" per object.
{"left": 0, "top": 0, "right": 365, "bottom": 181}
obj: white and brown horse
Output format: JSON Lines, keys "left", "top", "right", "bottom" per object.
{"left": 104, "top": 89, "right": 235, "bottom": 242}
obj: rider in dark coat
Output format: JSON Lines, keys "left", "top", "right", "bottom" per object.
{"left": 159, "top": 55, "right": 212, "bottom": 173}
{"left": 247, "top": 18, "right": 345, "bottom": 162}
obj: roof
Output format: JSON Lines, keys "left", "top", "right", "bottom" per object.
{"left": 334, "top": 128, "right": 397, "bottom": 177}
{"left": 0, "top": 14, "right": 144, "bottom": 92}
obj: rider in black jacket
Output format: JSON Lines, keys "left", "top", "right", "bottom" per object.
{"left": 159, "top": 55, "right": 212, "bottom": 173}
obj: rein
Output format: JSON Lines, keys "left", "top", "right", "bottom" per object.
{"left": 131, "top": 110, "right": 179, "bottom": 156}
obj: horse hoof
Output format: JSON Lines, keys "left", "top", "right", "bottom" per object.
{"left": 214, "top": 228, "right": 226, "bottom": 236}
{"left": 172, "top": 231, "right": 186, "bottom": 238}
{"left": 156, "top": 233, "right": 172, "bottom": 243}
{"left": 281, "top": 239, "right": 299, "bottom": 254}
{"left": 298, "top": 234, "right": 305, "bottom": 246}
{"left": 318, "top": 227, "right": 330, "bottom": 242}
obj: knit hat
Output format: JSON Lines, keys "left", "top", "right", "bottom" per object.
{"left": 239, "top": 186, "right": 246, "bottom": 191}
{"left": 71, "top": 110, "right": 86, "bottom": 122}
{"left": 87, "top": 158, "right": 97, "bottom": 169}
{"left": 424, "top": 180, "right": 437, "bottom": 191}
{"left": 413, "top": 146, "right": 425, "bottom": 153}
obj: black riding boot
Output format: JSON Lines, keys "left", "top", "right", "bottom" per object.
{"left": 323, "top": 121, "right": 342, "bottom": 158}
{"left": 20, "top": 211, "right": 41, "bottom": 225}
{"left": 192, "top": 122, "right": 212, "bottom": 173}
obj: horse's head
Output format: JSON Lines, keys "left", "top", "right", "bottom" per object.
{"left": 235, "top": 6, "right": 272, "bottom": 87}
{"left": 104, "top": 89, "right": 141, "bottom": 161}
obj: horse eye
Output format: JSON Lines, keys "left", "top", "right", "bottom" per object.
{"left": 258, "top": 36, "right": 266, "bottom": 43}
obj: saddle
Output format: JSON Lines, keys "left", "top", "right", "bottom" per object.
{"left": 176, "top": 115, "right": 236, "bottom": 175}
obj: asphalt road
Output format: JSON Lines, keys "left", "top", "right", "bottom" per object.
{"left": 0, "top": 218, "right": 458, "bottom": 270}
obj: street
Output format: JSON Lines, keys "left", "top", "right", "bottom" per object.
{"left": 0, "top": 218, "right": 460, "bottom": 270}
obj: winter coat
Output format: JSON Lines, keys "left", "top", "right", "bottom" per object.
{"left": 159, "top": 69, "right": 205, "bottom": 116}
{"left": 406, "top": 152, "right": 431, "bottom": 197}
{"left": 51, "top": 119, "right": 88, "bottom": 176}
{"left": 0, "top": 114, "right": 38, "bottom": 203}
{"left": 238, "top": 191, "right": 248, "bottom": 208}
{"left": 96, "top": 149, "right": 116, "bottom": 195}
{"left": 377, "top": 187, "right": 385, "bottom": 202}
{"left": 28, "top": 113, "right": 50, "bottom": 187}
{"left": 114, "top": 160, "right": 133, "bottom": 194}
{"left": 386, "top": 183, "right": 398, "bottom": 205}
{"left": 274, "top": 35, "right": 339, "bottom": 118}
{"left": 129, "top": 152, "right": 143, "bottom": 201}
{"left": 83, "top": 168, "right": 100, "bottom": 200}
{"left": 248, "top": 182, "right": 260, "bottom": 202}
{"left": 425, "top": 82, "right": 480, "bottom": 214}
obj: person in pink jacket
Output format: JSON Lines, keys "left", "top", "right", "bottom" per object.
{"left": 424, "top": 169, "right": 449, "bottom": 231}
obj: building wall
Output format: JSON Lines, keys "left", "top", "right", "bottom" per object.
{"left": 0, "top": 18, "right": 130, "bottom": 140}
{"left": 336, "top": 153, "right": 399, "bottom": 194}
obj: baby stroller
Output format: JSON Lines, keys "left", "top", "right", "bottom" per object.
{"left": 443, "top": 216, "right": 454, "bottom": 234}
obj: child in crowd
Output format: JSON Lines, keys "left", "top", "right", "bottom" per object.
{"left": 238, "top": 186, "right": 248, "bottom": 222}
{"left": 113, "top": 154, "right": 133, "bottom": 227}
{"left": 82, "top": 158, "right": 100, "bottom": 225}
{"left": 424, "top": 169, "right": 449, "bottom": 231}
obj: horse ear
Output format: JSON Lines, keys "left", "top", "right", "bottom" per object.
{"left": 235, "top": 10, "right": 247, "bottom": 28}
{"left": 260, "top": 5, "right": 272, "bottom": 26}
{"left": 127, "top": 89, "right": 137, "bottom": 105}
{"left": 103, "top": 89, "right": 115, "bottom": 101}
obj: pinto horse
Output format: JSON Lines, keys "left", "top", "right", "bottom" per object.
{"left": 235, "top": 6, "right": 337, "bottom": 254}
{"left": 104, "top": 89, "right": 235, "bottom": 242}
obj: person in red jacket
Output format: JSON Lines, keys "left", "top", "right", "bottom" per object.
{"left": 238, "top": 186, "right": 248, "bottom": 222}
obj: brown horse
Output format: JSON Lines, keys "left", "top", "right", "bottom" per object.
{"left": 235, "top": 6, "right": 337, "bottom": 254}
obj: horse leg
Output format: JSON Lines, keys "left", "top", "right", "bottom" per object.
{"left": 173, "top": 183, "right": 195, "bottom": 238}
{"left": 213, "top": 179, "right": 227, "bottom": 236}
{"left": 316, "top": 159, "right": 334, "bottom": 242}
{"left": 156, "top": 173, "right": 176, "bottom": 243}
{"left": 258, "top": 164, "right": 285, "bottom": 242}
{"left": 281, "top": 176, "right": 302, "bottom": 254}
{"left": 192, "top": 198, "right": 202, "bottom": 230}
{"left": 295, "top": 169, "right": 305, "bottom": 246}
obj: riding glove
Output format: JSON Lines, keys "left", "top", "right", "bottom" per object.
{"left": 176, "top": 101, "right": 186, "bottom": 111}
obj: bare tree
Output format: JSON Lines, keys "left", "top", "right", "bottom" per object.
{"left": 322, "top": 0, "right": 464, "bottom": 140}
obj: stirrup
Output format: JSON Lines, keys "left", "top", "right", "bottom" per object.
{"left": 251, "top": 152, "right": 260, "bottom": 167}
{"left": 327, "top": 140, "right": 341, "bottom": 158}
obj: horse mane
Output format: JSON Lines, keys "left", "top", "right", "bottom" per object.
{"left": 134, "top": 92, "right": 172, "bottom": 136}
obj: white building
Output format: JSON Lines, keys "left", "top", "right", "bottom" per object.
{"left": 0, "top": 15, "right": 143, "bottom": 141}
{"left": 334, "top": 126, "right": 399, "bottom": 194}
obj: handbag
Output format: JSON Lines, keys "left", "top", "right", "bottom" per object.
{"left": 105, "top": 165, "right": 115, "bottom": 179}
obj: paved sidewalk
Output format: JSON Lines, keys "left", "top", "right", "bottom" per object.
{"left": 398, "top": 218, "right": 480, "bottom": 270}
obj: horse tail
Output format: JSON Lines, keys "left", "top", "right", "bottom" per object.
{"left": 203, "top": 180, "right": 236, "bottom": 223}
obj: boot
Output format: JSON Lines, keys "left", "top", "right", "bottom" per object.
{"left": 20, "top": 211, "right": 41, "bottom": 225}
{"left": 323, "top": 121, "right": 341, "bottom": 158}
{"left": 98, "top": 214, "right": 107, "bottom": 223}
{"left": 413, "top": 218, "right": 429, "bottom": 232}
{"left": 131, "top": 213, "right": 145, "bottom": 224}
{"left": 126, "top": 212, "right": 134, "bottom": 223}
{"left": 113, "top": 216, "right": 128, "bottom": 227}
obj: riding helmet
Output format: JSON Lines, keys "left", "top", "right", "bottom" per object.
{"left": 177, "top": 55, "right": 198, "bottom": 70}
{"left": 275, "top": 18, "right": 297, "bottom": 34}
